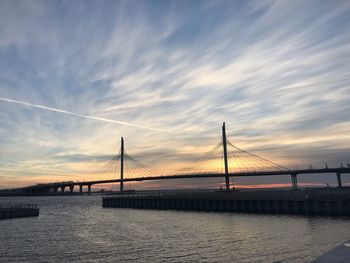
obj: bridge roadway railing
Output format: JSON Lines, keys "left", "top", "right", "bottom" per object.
{"left": 83, "top": 167, "right": 350, "bottom": 186}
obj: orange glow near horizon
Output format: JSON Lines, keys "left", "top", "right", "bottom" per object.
{"left": 0, "top": 149, "right": 338, "bottom": 189}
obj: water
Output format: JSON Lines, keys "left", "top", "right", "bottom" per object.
{"left": 0, "top": 196, "right": 350, "bottom": 262}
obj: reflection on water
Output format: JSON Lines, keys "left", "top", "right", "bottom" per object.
{"left": 0, "top": 195, "right": 349, "bottom": 262}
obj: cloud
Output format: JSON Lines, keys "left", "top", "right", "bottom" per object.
{"left": 0, "top": 0, "right": 350, "bottom": 188}
{"left": 0, "top": 97, "right": 165, "bottom": 132}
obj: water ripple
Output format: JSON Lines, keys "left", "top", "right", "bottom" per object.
{"left": 1, "top": 196, "right": 350, "bottom": 262}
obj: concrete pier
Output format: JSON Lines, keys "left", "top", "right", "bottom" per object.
{"left": 311, "top": 240, "right": 350, "bottom": 262}
{"left": 102, "top": 188, "right": 350, "bottom": 216}
{"left": 337, "top": 172, "right": 342, "bottom": 188}
{"left": 0, "top": 206, "right": 39, "bottom": 220}
{"left": 291, "top": 173, "right": 298, "bottom": 190}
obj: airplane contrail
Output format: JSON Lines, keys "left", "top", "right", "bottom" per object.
{"left": 0, "top": 97, "right": 165, "bottom": 132}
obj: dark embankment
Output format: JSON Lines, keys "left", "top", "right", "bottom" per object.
{"left": 103, "top": 188, "right": 350, "bottom": 216}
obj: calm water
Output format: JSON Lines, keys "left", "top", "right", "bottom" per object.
{"left": 0, "top": 196, "right": 350, "bottom": 263}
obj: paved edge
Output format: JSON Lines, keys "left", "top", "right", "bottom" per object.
{"left": 311, "top": 240, "right": 350, "bottom": 263}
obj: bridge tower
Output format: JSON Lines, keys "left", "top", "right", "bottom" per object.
{"left": 222, "top": 122, "right": 230, "bottom": 190}
{"left": 120, "top": 137, "right": 124, "bottom": 192}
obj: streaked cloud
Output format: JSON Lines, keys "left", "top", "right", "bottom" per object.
{"left": 0, "top": 0, "right": 350, "bottom": 188}
{"left": 0, "top": 97, "right": 166, "bottom": 132}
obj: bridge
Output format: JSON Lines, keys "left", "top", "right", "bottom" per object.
{"left": 20, "top": 122, "right": 350, "bottom": 195}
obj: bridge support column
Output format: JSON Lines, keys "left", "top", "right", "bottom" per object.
{"left": 336, "top": 172, "right": 342, "bottom": 188}
{"left": 120, "top": 137, "right": 124, "bottom": 193}
{"left": 88, "top": 185, "right": 92, "bottom": 195}
{"left": 291, "top": 173, "right": 298, "bottom": 190}
{"left": 222, "top": 122, "right": 230, "bottom": 190}
{"left": 69, "top": 185, "right": 74, "bottom": 194}
{"left": 61, "top": 186, "right": 65, "bottom": 193}
{"left": 79, "top": 185, "right": 83, "bottom": 193}
{"left": 53, "top": 187, "right": 58, "bottom": 193}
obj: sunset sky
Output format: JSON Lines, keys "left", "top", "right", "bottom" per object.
{"left": 1, "top": 0, "right": 350, "bottom": 189}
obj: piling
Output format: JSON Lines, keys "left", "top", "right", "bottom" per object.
{"left": 102, "top": 188, "right": 350, "bottom": 216}
{"left": 0, "top": 204, "right": 39, "bottom": 220}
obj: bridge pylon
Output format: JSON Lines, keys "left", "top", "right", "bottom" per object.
{"left": 222, "top": 122, "right": 230, "bottom": 190}
{"left": 120, "top": 137, "right": 124, "bottom": 192}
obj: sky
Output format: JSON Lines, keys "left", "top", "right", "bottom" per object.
{"left": 1, "top": 0, "right": 350, "bottom": 189}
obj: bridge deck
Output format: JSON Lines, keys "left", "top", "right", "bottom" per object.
{"left": 18, "top": 167, "right": 350, "bottom": 192}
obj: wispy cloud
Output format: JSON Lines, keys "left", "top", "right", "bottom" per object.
{"left": 0, "top": 0, "right": 350, "bottom": 188}
{"left": 0, "top": 97, "right": 165, "bottom": 132}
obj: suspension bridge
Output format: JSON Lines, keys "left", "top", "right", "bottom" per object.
{"left": 21, "top": 122, "right": 350, "bottom": 195}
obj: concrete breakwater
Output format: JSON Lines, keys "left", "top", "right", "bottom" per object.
{"left": 311, "top": 240, "right": 350, "bottom": 262}
{"left": 0, "top": 205, "right": 39, "bottom": 220}
{"left": 103, "top": 188, "right": 350, "bottom": 216}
